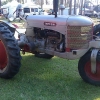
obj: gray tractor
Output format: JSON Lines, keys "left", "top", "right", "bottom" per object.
{"left": 0, "top": 0, "right": 100, "bottom": 86}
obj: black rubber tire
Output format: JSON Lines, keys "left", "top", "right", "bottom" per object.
{"left": 93, "top": 24, "right": 100, "bottom": 37}
{"left": 35, "top": 53, "right": 54, "bottom": 59}
{"left": 78, "top": 51, "right": 100, "bottom": 86}
{"left": 0, "top": 24, "right": 21, "bottom": 79}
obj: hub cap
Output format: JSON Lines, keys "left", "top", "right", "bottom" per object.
{"left": 0, "top": 40, "right": 8, "bottom": 71}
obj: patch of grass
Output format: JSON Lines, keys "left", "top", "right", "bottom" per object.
{"left": 0, "top": 53, "right": 100, "bottom": 100}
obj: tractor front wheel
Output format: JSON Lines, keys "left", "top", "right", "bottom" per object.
{"left": 0, "top": 24, "right": 21, "bottom": 79}
{"left": 35, "top": 53, "right": 54, "bottom": 59}
{"left": 78, "top": 51, "right": 100, "bottom": 86}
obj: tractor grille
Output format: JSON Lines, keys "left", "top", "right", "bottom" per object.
{"left": 67, "top": 26, "right": 93, "bottom": 49}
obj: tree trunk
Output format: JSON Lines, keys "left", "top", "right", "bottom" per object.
{"left": 46, "top": 0, "right": 48, "bottom": 4}
{"left": 65, "top": 0, "right": 67, "bottom": 7}
{"left": 60, "top": 0, "right": 63, "bottom": 4}
{"left": 67, "top": 0, "right": 70, "bottom": 7}
{"left": 60, "top": 0, "right": 64, "bottom": 15}
{"left": 41, "top": 0, "right": 43, "bottom": 9}
{"left": 17, "top": 0, "right": 20, "bottom": 3}
{"left": 74, "top": 0, "right": 76, "bottom": 14}
{"left": 0, "top": 0, "right": 1, "bottom": 8}
{"left": 80, "top": 0, "right": 84, "bottom": 15}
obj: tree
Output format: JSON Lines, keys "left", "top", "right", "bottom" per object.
{"left": 80, "top": 0, "right": 84, "bottom": 15}
{"left": 74, "top": 0, "right": 76, "bottom": 14}
{"left": 46, "top": 0, "right": 48, "bottom": 4}
{"left": 66, "top": 0, "right": 70, "bottom": 7}
{"left": 0, "top": 0, "right": 1, "bottom": 8}
{"left": 17, "top": 0, "right": 20, "bottom": 2}
{"left": 17, "top": 0, "right": 24, "bottom": 3}
{"left": 64, "top": 0, "right": 67, "bottom": 7}
{"left": 41, "top": 0, "right": 43, "bottom": 9}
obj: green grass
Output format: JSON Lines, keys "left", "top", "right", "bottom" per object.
{"left": 0, "top": 53, "right": 100, "bottom": 100}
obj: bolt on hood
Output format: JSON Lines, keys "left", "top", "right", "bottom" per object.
{"left": 26, "top": 15, "right": 93, "bottom": 26}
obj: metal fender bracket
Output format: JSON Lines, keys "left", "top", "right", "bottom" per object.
{"left": 91, "top": 49, "right": 99, "bottom": 74}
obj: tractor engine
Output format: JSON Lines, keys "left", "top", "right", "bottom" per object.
{"left": 33, "top": 27, "right": 65, "bottom": 52}
{"left": 18, "top": 27, "right": 65, "bottom": 53}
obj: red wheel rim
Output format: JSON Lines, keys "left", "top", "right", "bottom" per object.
{"left": 85, "top": 61, "right": 100, "bottom": 81}
{"left": 0, "top": 40, "right": 8, "bottom": 70}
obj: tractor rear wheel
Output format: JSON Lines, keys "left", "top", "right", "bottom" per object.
{"left": 78, "top": 51, "right": 100, "bottom": 86}
{"left": 0, "top": 24, "right": 21, "bottom": 79}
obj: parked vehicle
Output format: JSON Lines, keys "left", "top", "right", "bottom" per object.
{"left": 97, "top": 12, "right": 100, "bottom": 19}
{"left": 2, "top": 7, "right": 9, "bottom": 18}
{"left": 0, "top": 0, "right": 100, "bottom": 86}
{"left": 84, "top": 10, "right": 98, "bottom": 17}
{"left": 23, "top": 6, "right": 47, "bottom": 17}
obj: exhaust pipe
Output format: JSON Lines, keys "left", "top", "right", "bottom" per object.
{"left": 53, "top": 0, "right": 59, "bottom": 18}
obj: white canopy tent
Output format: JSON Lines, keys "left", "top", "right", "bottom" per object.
{"left": 1, "top": 0, "right": 23, "bottom": 21}
{"left": 2, "top": 0, "right": 20, "bottom": 8}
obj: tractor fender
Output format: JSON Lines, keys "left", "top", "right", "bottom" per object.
{"left": 0, "top": 20, "right": 17, "bottom": 33}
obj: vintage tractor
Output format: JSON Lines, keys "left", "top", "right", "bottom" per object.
{"left": 0, "top": 0, "right": 100, "bottom": 86}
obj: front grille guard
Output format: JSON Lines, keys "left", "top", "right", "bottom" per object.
{"left": 67, "top": 25, "right": 93, "bottom": 50}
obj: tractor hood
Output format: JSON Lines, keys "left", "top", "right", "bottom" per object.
{"left": 66, "top": 15, "right": 93, "bottom": 26}
{"left": 26, "top": 15, "right": 93, "bottom": 27}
